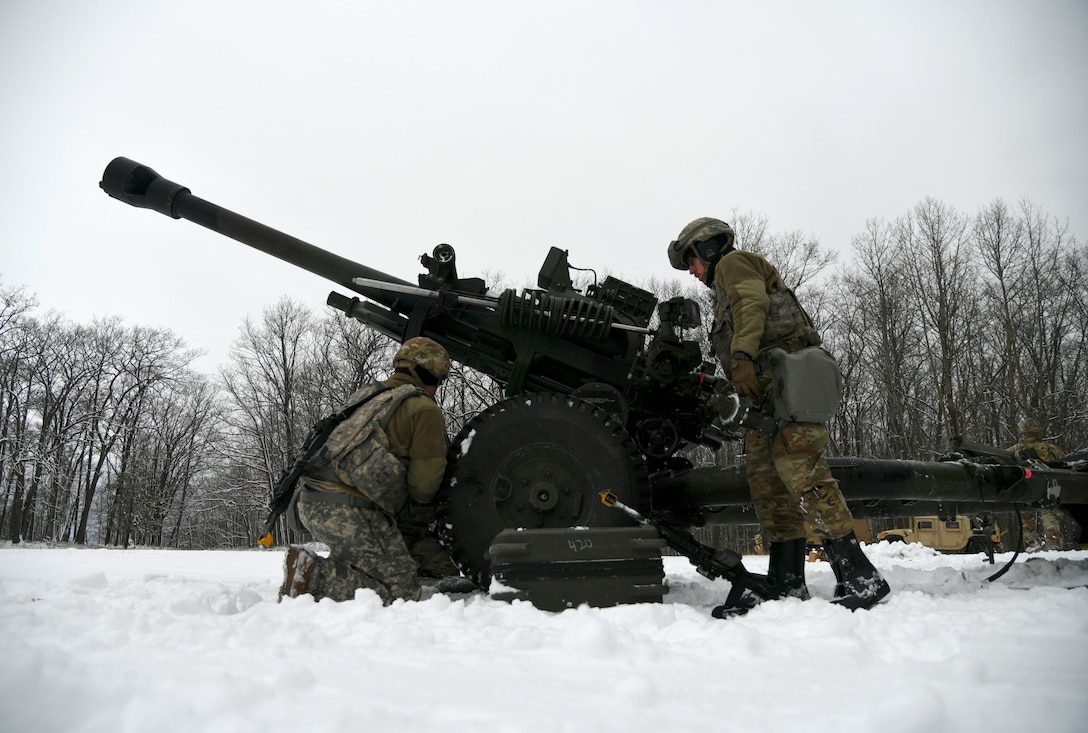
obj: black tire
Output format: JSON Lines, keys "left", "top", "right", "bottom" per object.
{"left": 435, "top": 393, "right": 651, "bottom": 587}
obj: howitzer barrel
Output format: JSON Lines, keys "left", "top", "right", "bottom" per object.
{"left": 652, "top": 457, "right": 1088, "bottom": 515}
{"left": 99, "top": 157, "right": 412, "bottom": 306}
{"left": 101, "top": 157, "right": 656, "bottom": 397}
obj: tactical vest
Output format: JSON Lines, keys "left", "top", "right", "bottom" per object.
{"left": 306, "top": 383, "right": 428, "bottom": 515}
{"left": 1008, "top": 439, "right": 1064, "bottom": 462}
{"left": 711, "top": 282, "right": 821, "bottom": 366}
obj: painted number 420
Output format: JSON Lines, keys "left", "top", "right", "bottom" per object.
{"left": 568, "top": 538, "right": 594, "bottom": 552}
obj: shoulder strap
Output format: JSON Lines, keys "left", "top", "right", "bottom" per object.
{"left": 338, "top": 383, "right": 397, "bottom": 418}
{"left": 377, "top": 385, "right": 430, "bottom": 430}
{"left": 259, "top": 384, "right": 396, "bottom": 543}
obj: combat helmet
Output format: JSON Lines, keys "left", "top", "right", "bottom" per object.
{"left": 667, "top": 217, "right": 736, "bottom": 270}
{"left": 1019, "top": 418, "right": 1042, "bottom": 439}
{"left": 393, "top": 337, "right": 451, "bottom": 386}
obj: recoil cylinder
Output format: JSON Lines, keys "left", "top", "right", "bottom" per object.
{"left": 498, "top": 291, "right": 614, "bottom": 341}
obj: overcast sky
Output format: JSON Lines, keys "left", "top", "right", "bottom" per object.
{"left": 2, "top": 0, "right": 1085, "bottom": 371}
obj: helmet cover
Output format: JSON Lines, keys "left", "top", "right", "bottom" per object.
{"left": 668, "top": 217, "right": 735, "bottom": 270}
{"left": 393, "top": 337, "right": 451, "bottom": 381}
{"left": 1019, "top": 418, "right": 1041, "bottom": 439}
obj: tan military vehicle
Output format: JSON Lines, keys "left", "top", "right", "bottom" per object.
{"left": 878, "top": 515, "right": 1002, "bottom": 560}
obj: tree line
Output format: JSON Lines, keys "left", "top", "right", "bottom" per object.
{"left": 1, "top": 196, "right": 1084, "bottom": 549}
{"left": 822, "top": 197, "right": 1084, "bottom": 458}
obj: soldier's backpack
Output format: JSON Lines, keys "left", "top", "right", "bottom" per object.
{"left": 258, "top": 383, "right": 427, "bottom": 546}
{"left": 309, "top": 383, "right": 428, "bottom": 516}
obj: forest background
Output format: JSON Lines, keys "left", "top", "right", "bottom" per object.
{"left": 1, "top": 196, "right": 1085, "bottom": 549}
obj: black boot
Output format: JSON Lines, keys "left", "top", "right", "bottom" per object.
{"left": 712, "top": 538, "right": 810, "bottom": 618}
{"left": 823, "top": 532, "right": 890, "bottom": 611}
{"left": 767, "top": 537, "right": 811, "bottom": 601}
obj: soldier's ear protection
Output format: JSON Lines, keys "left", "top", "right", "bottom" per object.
{"left": 415, "top": 365, "right": 446, "bottom": 386}
{"left": 395, "top": 364, "right": 446, "bottom": 386}
{"left": 691, "top": 233, "right": 732, "bottom": 265}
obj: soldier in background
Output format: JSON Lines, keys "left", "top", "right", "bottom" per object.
{"left": 1008, "top": 417, "right": 1067, "bottom": 551}
{"left": 280, "top": 337, "right": 453, "bottom": 604}
{"left": 668, "top": 217, "right": 889, "bottom": 616}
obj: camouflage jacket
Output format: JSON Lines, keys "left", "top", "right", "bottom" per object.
{"left": 305, "top": 372, "right": 448, "bottom": 509}
{"left": 1007, "top": 438, "right": 1065, "bottom": 462}
{"left": 710, "top": 249, "right": 821, "bottom": 366}
{"left": 380, "top": 372, "right": 448, "bottom": 504}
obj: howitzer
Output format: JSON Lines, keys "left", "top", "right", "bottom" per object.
{"left": 101, "top": 157, "right": 1088, "bottom": 588}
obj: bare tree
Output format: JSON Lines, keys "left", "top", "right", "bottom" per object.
{"left": 89, "top": 322, "right": 191, "bottom": 546}
{"left": 896, "top": 198, "right": 979, "bottom": 449}
{"left": 218, "top": 298, "right": 320, "bottom": 544}
{"left": 306, "top": 309, "right": 395, "bottom": 416}
{"left": 1014, "top": 202, "right": 1081, "bottom": 440}
{"left": 124, "top": 373, "right": 221, "bottom": 547}
{"left": 974, "top": 198, "right": 1030, "bottom": 442}
{"left": 728, "top": 209, "right": 771, "bottom": 253}
{"left": 0, "top": 283, "right": 37, "bottom": 540}
{"left": 1055, "top": 240, "right": 1088, "bottom": 450}
{"left": 11, "top": 315, "right": 99, "bottom": 543}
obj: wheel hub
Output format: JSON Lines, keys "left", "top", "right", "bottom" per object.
{"left": 492, "top": 443, "right": 591, "bottom": 527}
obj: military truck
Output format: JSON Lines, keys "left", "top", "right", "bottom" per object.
{"left": 878, "top": 515, "right": 1002, "bottom": 560}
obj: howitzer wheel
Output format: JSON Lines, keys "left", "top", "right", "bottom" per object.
{"left": 435, "top": 392, "right": 651, "bottom": 588}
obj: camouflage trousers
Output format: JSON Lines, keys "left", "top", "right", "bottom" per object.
{"left": 745, "top": 420, "right": 855, "bottom": 543}
{"left": 298, "top": 501, "right": 421, "bottom": 605}
{"left": 1021, "top": 508, "right": 1065, "bottom": 551}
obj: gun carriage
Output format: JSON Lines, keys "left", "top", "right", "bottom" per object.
{"left": 101, "top": 158, "right": 1088, "bottom": 587}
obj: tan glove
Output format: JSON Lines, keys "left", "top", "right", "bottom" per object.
{"left": 397, "top": 499, "right": 437, "bottom": 527}
{"left": 730, "top": 357, "right": 761, "bottom": 400}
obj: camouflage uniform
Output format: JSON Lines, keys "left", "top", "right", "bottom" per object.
{"left": 1008, "top": 419, "right": 1066, "bottom": 463}
{"left": 1008, "top": 418, "right": 1067, "bottom": 551}
{"left": 710, "top": 249, "right": 854, "bottom": 543}
{"left": 295, "top": 338, "right": 452, "bottom": 604}
{"left": 669, "top": 218, "right": 888, "bottom": 612}
{"left": 297, "top": 500, "right": 422, "bottom": 603}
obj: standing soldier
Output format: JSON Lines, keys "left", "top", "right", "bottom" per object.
{"left": 668, "top": 217, "right": 890, "bottom": 616}
{"left": 1008, "top": 417, "right": 1067, "bottom": 551}
{"left": 280, "top": 337, "right": 453, "bottom": 604}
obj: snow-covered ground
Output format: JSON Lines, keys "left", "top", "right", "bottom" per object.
{"left": 1, "top": 542, "right": 1086, "bottom": 733}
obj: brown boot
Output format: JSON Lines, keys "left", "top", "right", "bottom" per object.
{"left": 279, "top": 545, "right": 319, "bottom": 600}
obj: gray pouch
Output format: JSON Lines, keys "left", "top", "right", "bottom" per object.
{"left": 766, "top": 347, "right": 843, "bottom": 423}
